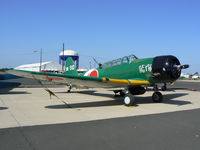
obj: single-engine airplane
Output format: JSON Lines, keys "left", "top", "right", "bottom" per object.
{"left": 9, "top": 54, "right": 189, "bottom": 106}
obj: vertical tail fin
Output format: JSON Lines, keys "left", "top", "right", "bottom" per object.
{"left": 65, "top": 57, "right": 78, "bottom": 75}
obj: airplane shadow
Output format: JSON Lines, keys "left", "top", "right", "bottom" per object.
{"left": 45, "top": 100, "right": 123, "bottom": 109}
{"left": 46, "top": 90, "right": 123, "bottom": 109}
{"left": 45, "top": 90, "right": 191, "bottom": 109}
{"left": 0, "top": 91, "right": 31, "bottom": 94}
{"left": 135, "top": 93, "right": 190, "bottom": 106}
{"left": 0, "top": 107, "right": 8, "bottom": 110}
{"left": 55, "top": 90, "right": 117, "bottom": 98}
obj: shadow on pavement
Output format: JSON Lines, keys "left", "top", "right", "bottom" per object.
{"left": 45, "top": 91, "right": 190, "bottom": 109}
{"left": 45, "top": 100, "right": 123, "bottom": 109}
{"left": 0, "top": 107, "right": 8, "bottom": 110}
{"left": 55, "top": 90, "right": 117, "bottom": 98}
{"left": 0, "top": 91, "right": 31, "bottom": 94}
{"left": 136, "top": 93, "right": 190, "bottom": 106}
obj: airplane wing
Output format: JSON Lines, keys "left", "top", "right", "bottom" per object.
{"left": 8, "top": 69, "right": 150, "bottom": 88}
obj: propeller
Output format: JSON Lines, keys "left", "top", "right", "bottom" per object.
{"left": 174, "top": 64, "right": 189, "bottom": 70}
{"left": 180, "top": 64, "right": 189, "bottom": 69}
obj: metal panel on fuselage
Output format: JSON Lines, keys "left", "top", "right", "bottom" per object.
{"left": 97, "top": 58, "right": 154, "bottom": 82}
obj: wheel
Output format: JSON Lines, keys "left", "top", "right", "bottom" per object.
{"left": 161, "top": 86, "right": 167, "bottom": 91}
{"left": 152, "top": 92, "right": 163, "bottom": 103}
{"left": 67, "top": 85, "right": 72, "bottom": 93}
{"left": 124, "top": 94, "right": 135, "bottom": 106}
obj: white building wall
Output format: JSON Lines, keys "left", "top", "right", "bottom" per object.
{"left": 15, "top": 62, "right": 62, "bottom": 72}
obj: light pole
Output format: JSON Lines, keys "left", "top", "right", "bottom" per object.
{"left": 62, "top": 43, "right": 64, "bottom": 72}
{"left": 33, "top": 48, "right": 42, "bottom": 72}
{"left": 39, "top": 48, "right": 42, "bottom": 72}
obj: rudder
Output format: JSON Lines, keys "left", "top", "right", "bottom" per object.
{"left": 65, "top": 57, "right": 78, "bottom": 75}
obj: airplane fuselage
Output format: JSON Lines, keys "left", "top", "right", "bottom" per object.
{"left": 83, "top": 55, "right": 182, "bottom": 85}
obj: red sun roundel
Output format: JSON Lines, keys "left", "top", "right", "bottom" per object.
{"left": 89, "top": 70, "right": 98, "bottom": 77}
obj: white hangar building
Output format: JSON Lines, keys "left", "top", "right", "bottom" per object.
{"left": 15, "top": 61, "right": 62, "bottom": 72}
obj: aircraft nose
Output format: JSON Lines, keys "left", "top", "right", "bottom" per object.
{"left": 152, "top": 55, "right": 182, "bottom": 82}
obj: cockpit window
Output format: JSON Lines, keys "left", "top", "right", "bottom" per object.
{"left": 102, "top": 54, "right": 138, "bottom": 68}
{"left": 122, "top": 57, "right": 129, "bottom": 63}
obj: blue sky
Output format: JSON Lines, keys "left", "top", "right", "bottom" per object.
{"left": 0, "top": 0, "right": 199, "bottom": 73}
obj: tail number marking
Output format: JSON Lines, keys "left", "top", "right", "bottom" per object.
{"left": 66, "top": 65, "right": 75, "bottom": 71}
{"left": 139, "top": 64, "right": 152, "bottom": 73}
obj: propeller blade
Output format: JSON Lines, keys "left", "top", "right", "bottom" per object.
{"left": 174, "top": 64, "right": 189, "bottom": 70}
{"left": 180, "top": 64, "right": 189, "bottom": 69}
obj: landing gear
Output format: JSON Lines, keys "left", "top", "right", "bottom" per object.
{"left": 120, "top": 91, "right": 125, "bottom": 97}
{"left": 114, "top": 89, "right": 135, "bottom": 106}
{"left": 115, "top": 85, "right": 164, "bottom": 106}
{"left": 113, "top": 90, "right": 125, "bottom": 97}
{"left": 152, "top": 85, "right": 163, "bottom": 103}
{"left": 67, "top": 84, "right": 72, "bottom": 93}
{"left": 152, "top": 92, "right": 163, "bottom": 102}
{"left": 161, "top": 86, "right": 166, "bottom": 91}
{"left": 122, "top": 87, "right": 136, "bottom": 106}
{"left": 124, "top": 94, "right": 135, "bottom": 106}
{"left": 161, "top": 83, "right": 167, "bottom": 91}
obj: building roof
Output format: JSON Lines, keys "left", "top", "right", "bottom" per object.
{"left": 15, "top": 61, "right": 62, "bottom": 72}
{"left": 16, "top": 61, "right": 52, "bottom": 68}
{"left": 59, "top": 50, "right": 78, "bottom": 56}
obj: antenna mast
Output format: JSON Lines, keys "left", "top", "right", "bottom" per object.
{"left": 39, "top": 48, "right": 42, "bottom": 72}
{"left": 62, "top": 43, "right": 64, "bottom": 72}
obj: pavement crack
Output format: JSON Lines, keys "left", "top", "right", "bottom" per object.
{"left": 0, "top": 97, "right": 37, "bottom": 150}
{"left": 18, "top": 127, "right": 37, "bottom": 150}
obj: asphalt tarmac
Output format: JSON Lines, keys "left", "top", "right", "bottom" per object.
{"left": 0, "top": 79, "right": 200, "bottom": 150}
{"left": 0, "top": 109, "right": 200, "bottom": 150}
{"left": 171, "top": 80, "right": 200, "bottom": 91}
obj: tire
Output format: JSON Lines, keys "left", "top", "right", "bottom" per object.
{"left": 124, "top": 94, "right": 135, "bottom": 106}
{"left": 152, "top": 92, "right": 163, "bottom": 103}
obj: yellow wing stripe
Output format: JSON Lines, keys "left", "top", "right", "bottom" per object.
{"left": 102, "top": 78, "right": 150, "bottom": 85}
{"left": 129, "top": 80, "right": 150, "bottom": 85}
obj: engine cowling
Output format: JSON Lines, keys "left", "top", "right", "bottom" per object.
{"left": 152, "top": 55, "right": 181, "bottom": 83}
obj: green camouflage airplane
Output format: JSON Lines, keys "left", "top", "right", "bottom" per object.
{"left": 9, "top": 54, "right": 189, "bottom": 106}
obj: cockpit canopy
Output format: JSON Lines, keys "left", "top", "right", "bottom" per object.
{"left": 102, "top": 55, "right": 138, "bottom": 68}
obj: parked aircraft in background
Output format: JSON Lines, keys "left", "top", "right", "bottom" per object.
{"left": 192, "top": 72, "right": 200, "bottom": 80}
{"left": 9, "top": 54, "right": 189, "bottom": 106}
